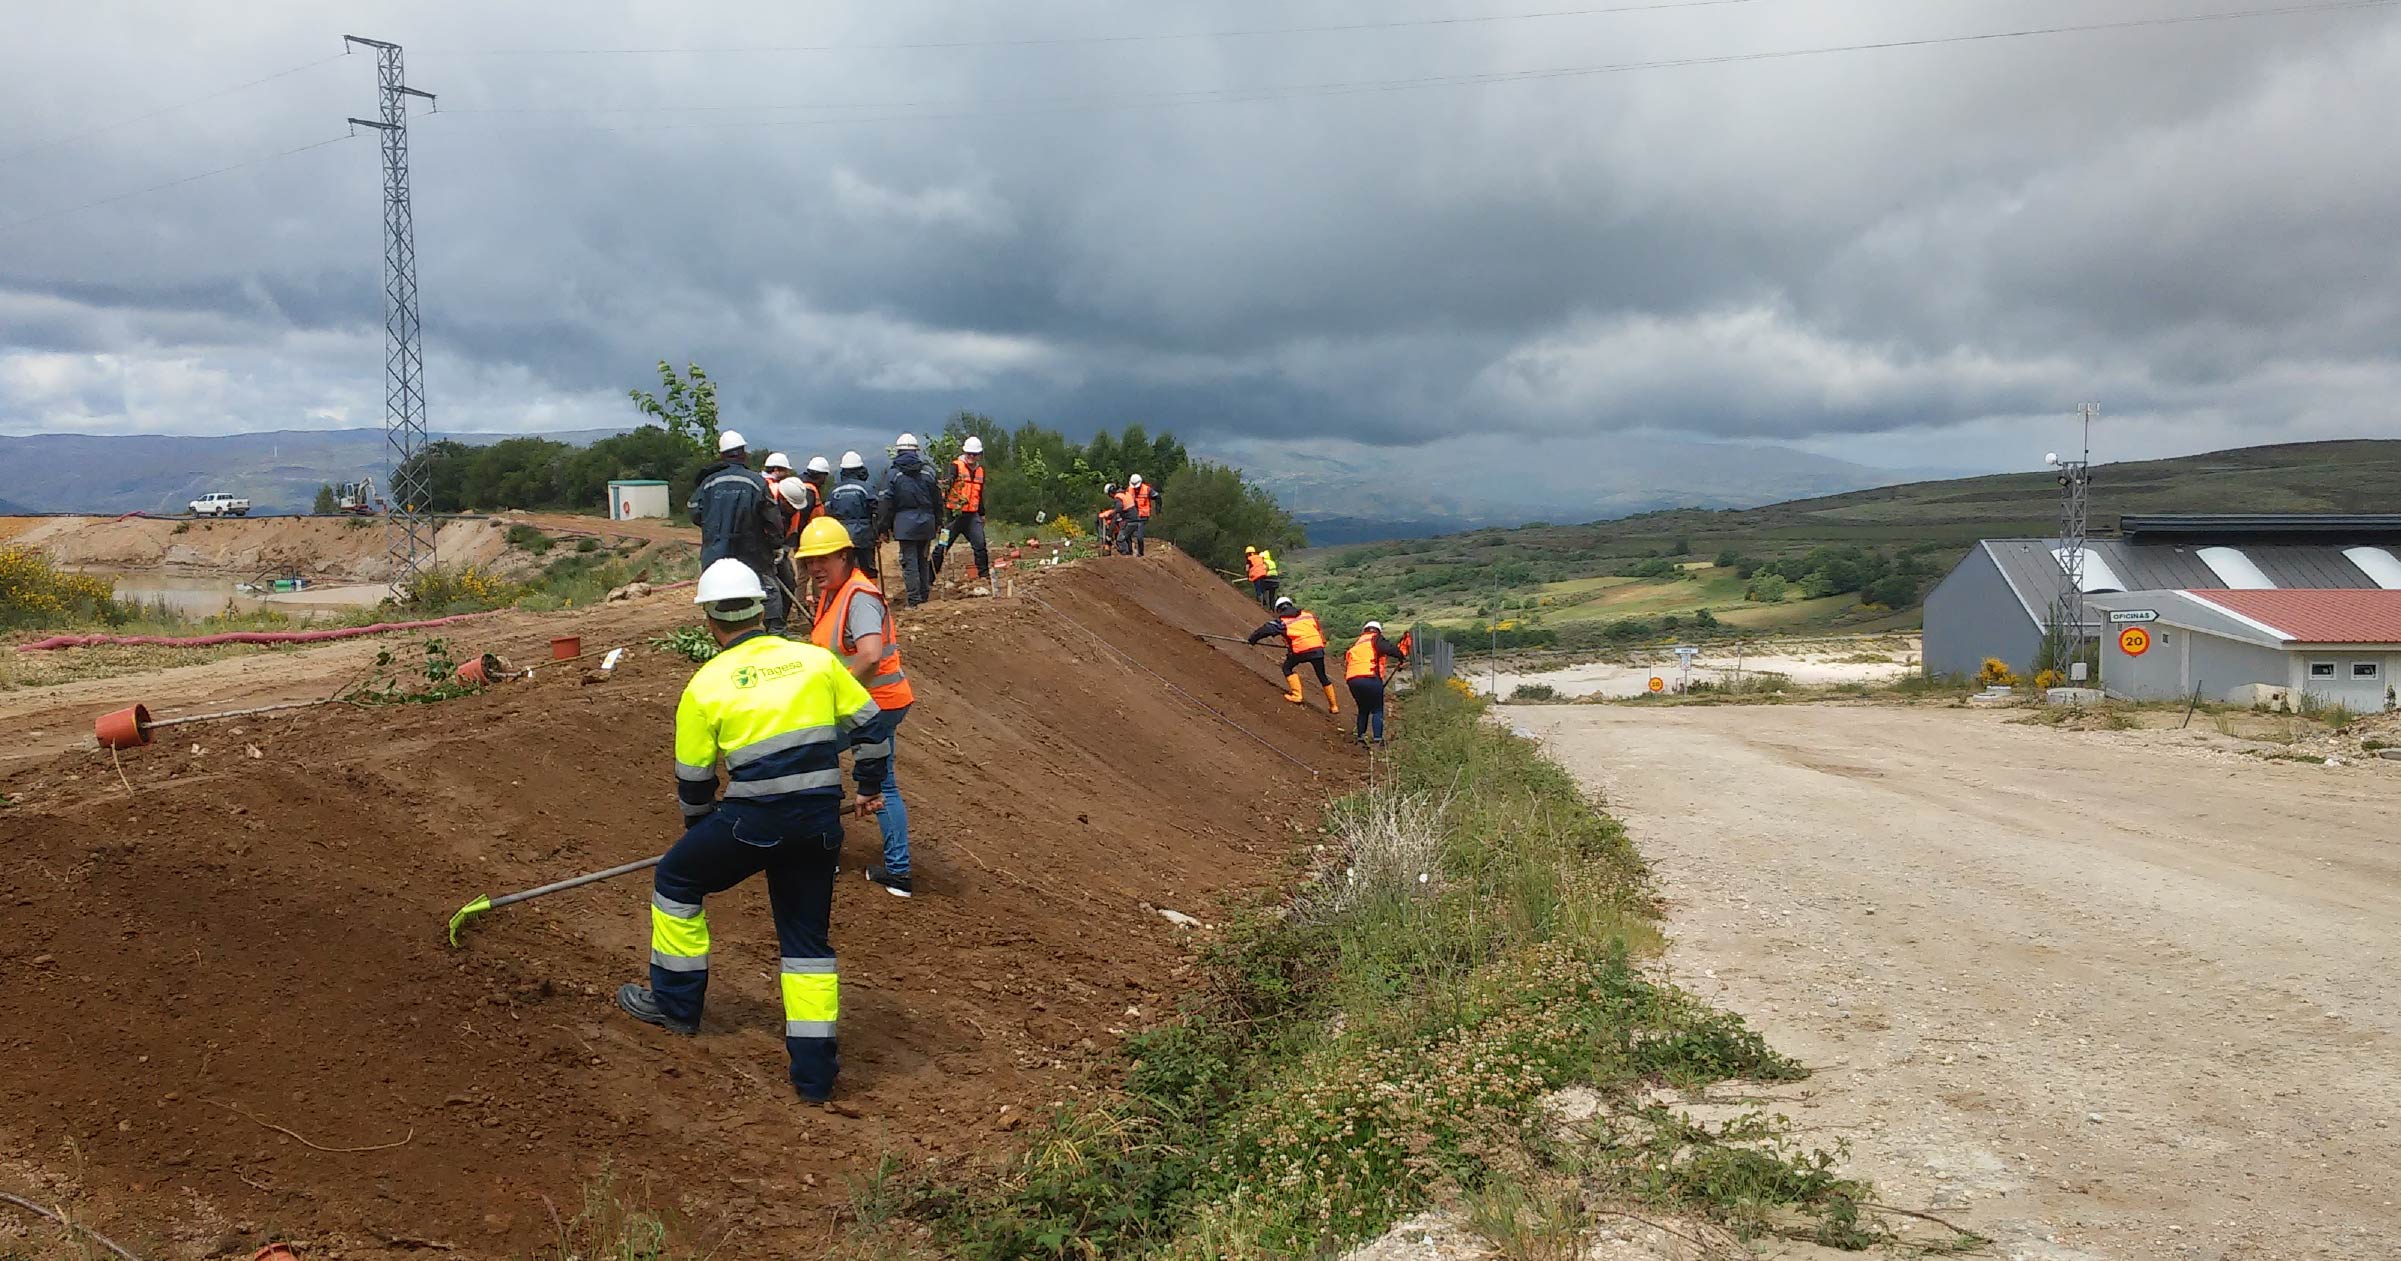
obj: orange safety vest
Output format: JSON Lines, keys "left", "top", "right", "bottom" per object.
{"left": 1344, "top": 632, "right": 1387, "bottom": 681}
{"left": 1114, "top": 488, "right": 1138, "bottom": 515}
{"left": 945, "top": 457, "right": 985, "bottom": 514}
{"left": 1133, "top": 482, "right": 1156, "bottom": 518}
{"left": 1244, "top": 552, "right": 1268, "bottom": 581}
{"left": 1280, "top": 611, "right": 1326, "bottom": 654}
{"left": 810, "top": 569, "right": 914, "bottom": 711}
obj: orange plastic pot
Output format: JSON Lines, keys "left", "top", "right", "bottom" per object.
{"left": 550, "top": 635, "right": 581, "bottom": 660}
{"left": 95, "top": 704, "right": 153, "bottom": 750}
{"left": 252, "top": 1246, "right": 300, "bottom": 1261}
{"left": 454, "top": 653, "right": 502, "bottom": 685}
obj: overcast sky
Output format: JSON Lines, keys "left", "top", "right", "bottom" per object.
{"left": 2, "top": 0, "right": 2397, "bottom": 477}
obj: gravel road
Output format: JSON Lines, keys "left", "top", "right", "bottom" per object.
{"left": 1505, "top": 703, "right": 2401, "bottom": 1260}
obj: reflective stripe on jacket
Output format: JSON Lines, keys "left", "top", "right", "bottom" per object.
{"left": 810, "top": 569, "right": 915, "bottom": 711}
{"left": 674, "top": 630, "right": 883, "bottom": 819}
{"left": 945, "top": 458, "right": 985, "bottom": 514}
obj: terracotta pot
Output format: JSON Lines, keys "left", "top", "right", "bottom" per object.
{"left": 454, "top": 653, "right": 502, "bottom": 685}
{"left": 550, "top": 635, "right": 581, "bottom": 660}
{"left": 94, "top": 703, "right": 153, "bottom": 750}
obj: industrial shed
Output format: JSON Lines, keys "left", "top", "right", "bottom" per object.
{"left": 1920, "top": 514, "right": 2401, "bottom": 679}
{"left": 2087, "top": 589, "right": 2401, "bottom": 708}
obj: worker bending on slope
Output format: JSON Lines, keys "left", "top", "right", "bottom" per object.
{"left": 825, "top": 451, "right": 878, "bottom": 579}
{"left": 931, "top": 435, "right": 990, "bottom": 583}
{"left": 798, "top": 517, "right": 918, "bottom": 899}
{"left": 1112, "top": 482, "right": 1141, "bottom": 555}
{"left": 617, "top": 558, "right": 887, "bottom": 1105}
{"left": 1244, "top": 546, "right": 1280, "bottom": 608}
{"left": 1248, "top": 596, "right": 1339, "bottom": 713}
{"left": 688, "top": 429, "right": 786, "bottom": 630}
{"left": 1097, "top": 486, "right": 1122, "bottom": 555}
{"left": 783, "top": 455, "right": 829, "bottom": 524}
{"left": 1343, "top": 620, "right": 1409, "bottom": 746}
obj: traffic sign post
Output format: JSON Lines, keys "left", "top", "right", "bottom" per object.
{"left": 2118, "top": 625, "right": 2152, "bottom": 657}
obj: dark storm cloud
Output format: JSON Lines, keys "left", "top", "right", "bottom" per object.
{"left": 1, "top": 0, "right": 2397, "bottom": 469}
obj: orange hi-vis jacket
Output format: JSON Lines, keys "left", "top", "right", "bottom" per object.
{"left": 810, "top": 569, "right": 914, "bottom": 711}
{"left": 782, "top": 479, "right": 822, "bottom": 538}
{"left": 1280, "top": 611, "right": 1326, "bottom": 654}
{"left": 1133, "top": 482, "right": 1157, "bottom": 518}
{"left": 945, "top": 457, "right": 985, "bottom": 514}
{"left": 1244, "top": 552, "right": 1269, "bottom": 581}
{"left": 1343, "top": 631, "right": 1394, "bottom": 681}
{"left": 1113, "top": 488, "right": 1138, "bottom": 516}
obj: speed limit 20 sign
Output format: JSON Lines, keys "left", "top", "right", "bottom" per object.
{"left": 2118, "top": 625, "right": 2152, "bottom": 657}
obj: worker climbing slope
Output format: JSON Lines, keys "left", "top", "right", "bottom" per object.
{"left": 931, "top": 436, "right": 990, "bottom": 584}
{"left": 1244, "top": 545, "right": 1280, "bottom": 608}
{"left": 798, "top": 517, "right": 919, "bottom": 899}
{"left": 1342, "top": 619, "right": 1408, "bottom": 746}
{"left": 1247, "top": 596, "right": 1340, "bottom": 714}
{"left": 616, "top": 559, "right": 888, "bottom": 1106}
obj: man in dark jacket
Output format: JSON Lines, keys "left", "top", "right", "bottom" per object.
{"left": 874, "top": 432, "right": 941, "bottom": 607}
{"left": 824, "top": 450, "right": 879, "bottom": 579}
{"left": 687, "top": 429, "right": 786, "bottom": 629}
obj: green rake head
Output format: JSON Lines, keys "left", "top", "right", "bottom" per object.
{"left": 446, "top": 894, "right": 494, "bottom": 947}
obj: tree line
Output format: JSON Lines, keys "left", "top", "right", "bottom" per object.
{"left": 385, "top": 364, "right": 1304, "bottom": 576}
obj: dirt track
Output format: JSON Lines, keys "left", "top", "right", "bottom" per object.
{"left": 0, "top": 551, "right": 1352, "bottom": 1259}
{"left": 1507, "top": 703, "right": 2401, "bottom": 1260}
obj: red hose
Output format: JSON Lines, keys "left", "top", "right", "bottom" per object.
{"left": 15, "top": 610, "right": 503, "bottom": 653}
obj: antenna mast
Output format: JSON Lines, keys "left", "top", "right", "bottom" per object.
{"left": 345, "top": 36, "right": 436, "bottom": 588}
{"left": 2051, "top": 404, "right": 2097, "bottom": 683}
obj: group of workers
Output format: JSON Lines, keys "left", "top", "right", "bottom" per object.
{"left": 1094, "top": 474, "right": 1161, "bottom": 555}
{"left": 634, "top": 433, "right": 1403, "bottom": 1107}
{"left": 689, "top": 428, "right": 994, "bottom": 620}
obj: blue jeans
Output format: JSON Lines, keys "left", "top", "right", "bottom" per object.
{"left": 1349, "top": 677, "right": 1387, "bottom": 741}
{"left": 856, "top": 704, "right": 910, "bottom": 876}
{"left": 648, "top": 801, "right": 843, "bottom": 1099}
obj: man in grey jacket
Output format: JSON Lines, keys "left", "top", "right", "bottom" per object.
{"left": 687, "top": 429, "right": 786, "bottom": 628}
{"left": 873, "top": 432, "right": 942, "bottom": 607}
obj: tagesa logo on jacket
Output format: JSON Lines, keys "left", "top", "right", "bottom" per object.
{"left": 730, "top": 659, "right": 812, "bottom": 689}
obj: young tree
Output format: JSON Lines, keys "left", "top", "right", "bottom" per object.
{"left": 627, "top": 361, "right": 719, "bottom": 455}
{"left": 312, "top": 483, "right": 337, "bottom": 514}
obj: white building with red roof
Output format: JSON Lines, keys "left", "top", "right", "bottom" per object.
{"left": 2085, "top": 587, "right": 2401, "bottom": 709}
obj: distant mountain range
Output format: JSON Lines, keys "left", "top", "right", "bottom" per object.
{"left": 3, "top": 425, "right": 1954, "bottom": 532}
{"left": 0, "top": 428, "right": 622, "bottom": 515}
{"left": 1203, "top": 434, "right": 1958, "bottom": 543}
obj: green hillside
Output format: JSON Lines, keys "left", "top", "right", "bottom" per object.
{"left": 1289, "top": 439, "right": 2401, "bottom": 648}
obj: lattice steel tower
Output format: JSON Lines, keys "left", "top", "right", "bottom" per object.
{"left": 345, "top": 36, "right": 436, "bottom": 585}
{"left": 2050, "top": 404, "right": 2097, "bottom": 681}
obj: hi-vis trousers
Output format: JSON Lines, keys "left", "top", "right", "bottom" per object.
{"left": 648, "top": 801, "right": 844, "bottom": 1100}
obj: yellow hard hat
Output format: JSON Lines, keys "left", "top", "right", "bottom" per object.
{"left": 795, "top": 516, "right": 854, "bottom": 559}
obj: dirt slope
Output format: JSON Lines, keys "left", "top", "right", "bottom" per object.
{"left": 6, "top": 515, "right": 517, "bottom": 581}
{"left": 0, "top": 549, "right": 1353, "bottom": 1259}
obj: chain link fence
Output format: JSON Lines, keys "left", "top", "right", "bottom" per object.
{"left": 1406, "top": 622, "right": 1455, "bottom": 683}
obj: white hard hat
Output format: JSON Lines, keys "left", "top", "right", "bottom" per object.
{"left": 895, "top": 432, "right": 920, "bottom": 450}
{"left": 962, "top": 435, "right": 984, "bottom": 455}
{"left": 840, "top": 450, "right": 866, "bottom": 470}
{"left": 717, "top": 430, "right": 748, "bottom": 454}
{"left": 805, "top": 455, "right": 832, "bottom": 475}
{"left": 693, "top": 558, "right": 765, "bottom": 619}
{"left": 776, "top": 478, "right": 811, "bottom": 509}
{"left": 763, "top": 452, "right": 792, "bottom": 471}
{"left": 1274, "top": 596, "right": 1297, "bottom": 614}
{"left": 1364, "top": 620, "right": 1382, "bottom": 633}
{"left": 1129, "top": 473, "right": 1143, "bottom": 486}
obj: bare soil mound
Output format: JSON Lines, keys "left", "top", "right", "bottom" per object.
{"left": 0, "top": 550, "right": 1352, "bottom": 1259}
{"left": 8, "top": 515, "right": 513, "bottom": 581}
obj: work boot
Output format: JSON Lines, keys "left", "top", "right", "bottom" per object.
{"left": 1283, "top": 673, "right": 1305, "bottom": 704}
{"left": 1323, "top": 683, "right": 1341, "bottom": 714}
{"left": 866, "top": 865, "right": 913, "bottom": 899}
{"left": 616, "top": 983, "right": 698, "bottom": 1035}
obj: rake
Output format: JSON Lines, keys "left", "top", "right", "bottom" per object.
{"left": 447, "top": 855, "right": 662, "bottom": 946}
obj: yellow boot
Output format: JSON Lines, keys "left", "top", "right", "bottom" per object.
{"left": 1283, "top": 673, "right": 1305, "bottom": 704}
{"left": 1323, "top": 683, "right": 1341, "bottom": 714}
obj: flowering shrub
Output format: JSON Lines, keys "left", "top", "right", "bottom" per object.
{"left": 0, "top": 546, "right": 118, "bottom": 629}
{"left": 393, "top": 564, "right": 523, "bottom": 613}
{"left": 1977, "top": 657, "right": 2018, "bottom": 687}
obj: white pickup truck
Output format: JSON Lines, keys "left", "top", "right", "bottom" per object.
{"left": 188, "top": 492, "right": 251, "bottom": 517}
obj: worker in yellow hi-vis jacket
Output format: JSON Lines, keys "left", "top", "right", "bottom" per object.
{"left": 616, "top": 558, "right": 888, "bottom": 1105}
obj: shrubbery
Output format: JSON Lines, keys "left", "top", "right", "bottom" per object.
{"left": 0, "top": 546, "right": 118, "bottom": 629}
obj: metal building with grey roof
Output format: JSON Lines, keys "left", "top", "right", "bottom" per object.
{"left": 1920, "top": 514, "right": 2401, "bottom": 683}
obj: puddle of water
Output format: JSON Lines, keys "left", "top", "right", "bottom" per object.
{"left": 73, "top": 569, "right": 387, "bottom": 621}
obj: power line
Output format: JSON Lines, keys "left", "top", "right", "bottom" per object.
{"left": 427, "top": 0, "right": 1767, "bottom": 57}
{"left": 0, "top": 50, "right": 350, "bottom": 167}
{"left": 0, "top": 133, "right": 356, "bottom": 235}
{"left": 430, "top": 0, "right": 2401, "bottom": 135}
